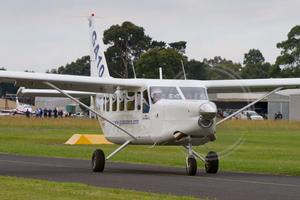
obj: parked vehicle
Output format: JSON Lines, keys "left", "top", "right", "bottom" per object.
{"left": 243, "top": 111, "right": 264, "bottom": 120}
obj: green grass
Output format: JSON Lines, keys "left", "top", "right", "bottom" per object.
{"left": 0, "top": 176, "right": 197, "bottom": 200}
{"left": 0, "top": 116, "right": 300, "bottom": 176}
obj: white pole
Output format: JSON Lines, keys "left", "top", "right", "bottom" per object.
{"left": 131, "top": 60, "right": 137, "bottom": 79}
{"left": 181, "top": 60, "right": 187, "bottom": 80}
{"left": 159, "top": 67, "right": 163, "bottom": 80}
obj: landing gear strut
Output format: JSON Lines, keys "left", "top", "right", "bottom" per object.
{"left": 186, "top": 143, "right": 197, "bottom": 176}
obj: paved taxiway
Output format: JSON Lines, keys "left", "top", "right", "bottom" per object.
{"left": 0, "top": 153, "right": 299, "bottom": 200}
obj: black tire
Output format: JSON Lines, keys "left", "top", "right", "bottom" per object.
{"left": 186, "top": 157, "right": 197, "bottom": 176}
{"left": 205, "top": 151, "right": 219, "bottom": 174}
{"left": 92, "top": 149, "right": 105, "bottom": 172}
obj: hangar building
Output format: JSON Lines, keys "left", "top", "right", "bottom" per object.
{"left": 268, "top": 89, "right": 300, "bottom": 120}
{"left": 209, "top": 89, "right": 300, "bottom": 121}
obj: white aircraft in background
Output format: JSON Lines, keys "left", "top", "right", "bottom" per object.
{"left": 1, "top": 14, "right": 300, "bottom": 175}
{"left": 0, "top": 97, "right": 33, "bottom": 115}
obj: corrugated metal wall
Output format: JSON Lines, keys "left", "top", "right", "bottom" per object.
{"left": 289, "top": 95, "right": 300, "bottom": 121}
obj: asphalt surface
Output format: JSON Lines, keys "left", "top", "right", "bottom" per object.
{"left": 0, "top": 153, "right": 299, "bottom": 200}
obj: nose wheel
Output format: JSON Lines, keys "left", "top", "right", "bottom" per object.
{"left": 184, "top": 144, "right": 219, "bottom": 176}
{"left": 186, "top": 156, "right": 197, "bottom": 176}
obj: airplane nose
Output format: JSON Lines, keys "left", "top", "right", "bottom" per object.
{"left": 199, "top": 101, "right": 217, "bottom": 120}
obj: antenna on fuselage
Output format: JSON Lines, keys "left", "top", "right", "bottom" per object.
{"left": 181, "top": 60, "right": 187, "bottom": 80}
{"left": 159, "top": 67, "right": 163, "bottom": 80}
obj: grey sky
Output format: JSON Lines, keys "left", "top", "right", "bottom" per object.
{"left": 0, "top": 0, "right": 299, "bottom": 72}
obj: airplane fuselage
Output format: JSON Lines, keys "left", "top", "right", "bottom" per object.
{"left": 94, "top": 79, "right": 217, "bottom": 146}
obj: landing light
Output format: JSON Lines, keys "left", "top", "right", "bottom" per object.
{"left": 198, "top": 116, "right": 213, "bottom": 128}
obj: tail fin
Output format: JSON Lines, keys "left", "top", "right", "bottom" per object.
{"left": 88, "top": 14, "right": 111, "bottom": 78}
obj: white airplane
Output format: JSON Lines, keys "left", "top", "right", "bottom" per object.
{"left": 0, "top": 97, "right": 33, "bottom": 115}
{"left": 1, "top": 14, "right": 300, "bottom": 175}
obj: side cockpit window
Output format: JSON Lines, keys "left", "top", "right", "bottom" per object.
{"left": 150, "top": 86, "right": 181, "bottom": 104}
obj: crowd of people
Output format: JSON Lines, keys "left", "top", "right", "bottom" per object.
{"left": 35, "top": 108, "right": 64, "bottom": 118}
{"left": 25, "top": 108, "right": 65, "bottom": 118}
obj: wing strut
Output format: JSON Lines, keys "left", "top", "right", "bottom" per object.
{"left": 44, "top": 81, "right": 137, "bottom": 141}
{"left": 216, "top": 87, "right": 283, "bottom": 126}
{"left": 106, "top": 140, "right": 132, "bottom": 160}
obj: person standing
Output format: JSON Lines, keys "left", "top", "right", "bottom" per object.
{"left": 48, "top": 109, "right": 52, "bottom": 118}
{"left": 53, "top": 108, "right": 58, "bottom": 118}
{"left": 43, "top": 108, "right": 48, "bottom": 118}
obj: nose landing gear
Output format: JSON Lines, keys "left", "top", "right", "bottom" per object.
{"left": 184, "top": 143, "right": 219, "bottom": 176}
{"left": 186, "top": 156, "right": 197, "bottom": 176}
{"left": 186, "top": 143, "right": 197, "bottom": 176}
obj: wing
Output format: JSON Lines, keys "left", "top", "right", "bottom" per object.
{"left": 0, "top": 71, "right": 142, "bottom": 93}
{"left": 202, "top": 78, "right": 300, "bottom": 93}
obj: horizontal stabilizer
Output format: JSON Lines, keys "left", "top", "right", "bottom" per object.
{"left": 17, "top": 87, "right": 96, "bottom": 98}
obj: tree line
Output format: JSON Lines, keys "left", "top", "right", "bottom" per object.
{"left": 48, "top": 22, "right": 300, "bottom": 80}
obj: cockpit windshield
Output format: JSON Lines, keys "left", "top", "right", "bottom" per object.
{"left": 180, "top": 87, "right": 208, "bottom": 100}
{"left": 150, "top": 86, "right": 181, "bottom": 103}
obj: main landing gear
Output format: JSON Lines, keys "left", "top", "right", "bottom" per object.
{"left": 92, "top": 149, "right": 105, "bottom": 172}
{"left": 91, "top": 140, "right": 132, "bottom": 173}
{"left": 185, "top": 143, "right": 219, "bottom": 176}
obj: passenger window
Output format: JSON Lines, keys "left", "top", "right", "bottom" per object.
{"left": 143, "top": 90, "right": 150, "bottom": 113}
{"left": 127, "top": 92, "right": 135, "bottom": 111}
{"left": 106, "top": 96, "right": 110, "bottom": 112}
{"left": 102, "top": 97, "right": 105, "bottom": 111}
{"left": 96, "top": 96, "right": 103, "bottom": 111}
{"left": 112, "top": 94, "right": 117, "bottom": 111}
{"left": 136, "top": 92, "right": 141, "bottom": 110}
{"left": 119, "top": 92, "right": 125, "bottom": 111}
